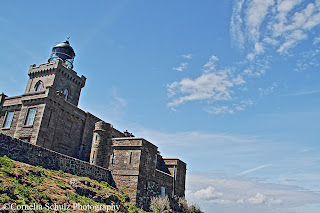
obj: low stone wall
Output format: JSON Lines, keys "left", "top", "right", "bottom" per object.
{"left": 0, "top": 133, "right": 115, "bottom": 186}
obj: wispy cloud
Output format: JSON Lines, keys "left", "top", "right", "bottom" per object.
{"left": 205, "top": 100, "right": 253, "bottom": 115}
{"left": 168, "top": 56, "right": 245, "bottom": 110}
{"left": 237, "top": 164, "right": 272, "bottom": 176}
{"left": 167, "top": 1, "right": 320, "bottom": 114}
{"left": 182, "top": 54, "right": 192, "bottom": 59}
{"left": 282, "top": 90, "right": 320, "bottom": 96}
{"left": 230, "top": 0, "right": 246, "bottom": 49}
{"left": 172, "top": 54, "right": 193, "bottom": 71}
{"left": 173, "top": 62, "right": 188, "bottom": 72}
{"left": 231, "top": 0, "right": 320, "bottom": 54}
{"left": 295, "top": 39, "right": 320, "bottom": 71}
{"left": 258, "top": 82, "right": 278, "bottom": 96}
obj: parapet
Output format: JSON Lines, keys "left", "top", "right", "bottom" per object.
{"left": 94, "top": 121, "right": 113, "bottom": 131}
{"left": 112, "top": 137, "right": 158, "bottom": 150}
{"left": 28, "top": 59, "right": 86, "bottom": 88}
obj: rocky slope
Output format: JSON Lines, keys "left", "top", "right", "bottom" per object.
{"left": 0, "top": 155, "right": 146, "bottom": 213}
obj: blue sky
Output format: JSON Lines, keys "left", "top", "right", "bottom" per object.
{"left": 1, "top": 0, "right": 320, "bottom": 212}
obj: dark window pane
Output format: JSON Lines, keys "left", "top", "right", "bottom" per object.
{"left": 25, "top": 108, "right": 37, "bottom": 126}
{"left": 3, "top": 112, "right": 14, "bottom": 128}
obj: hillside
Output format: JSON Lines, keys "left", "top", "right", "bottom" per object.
{"left": 0, "top": 155, "right": 146, "bottom": 213}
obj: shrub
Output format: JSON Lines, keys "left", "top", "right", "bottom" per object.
{"left": 177, "top": 197, "right": 203, "bottom": 213}
{"left": 189, "top": 204, "right": 202, "bottom": 213}
{"left": 150, "top": 195, "right": 171, "bottom": 213}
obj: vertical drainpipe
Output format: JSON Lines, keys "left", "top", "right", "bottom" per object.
{"left": 172, "top": 165, "right": 176, "bottom": 198}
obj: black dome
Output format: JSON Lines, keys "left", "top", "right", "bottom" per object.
{"left": 48, "top": 40, "right": 75, "bottom": 69}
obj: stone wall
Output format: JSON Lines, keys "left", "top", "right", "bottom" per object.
{"left": 112, "top": 174, "right": 139, "bottom": 204}
{"left": 0, "top": 91, "right": 47, "bottom": 144}
{"left": 35, "top": 90, "right": 100, "bottom": 162}
{"left": 163, "top": 159, "right": 186, "bottom": 198}
{"left": 109, "top": 137, "right": 178, "bottom": 210}
{"left": 136, "top": 170, "right": 174, "bottom": 210}
{"left": 26, "top": 60, "right": 86, "bottom": 106}
{"left": 0, "top": 133, "right": 115, "bottom": 186}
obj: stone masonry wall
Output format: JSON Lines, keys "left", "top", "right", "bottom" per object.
{"left": 163, "top": 159, "right": 186, "bottom": 198}
{"left": 26, "top": 60, "right": 86, "bottom": 106}
{"left": 112, "top": 174, "right": 139, "bottom": 204}
{"left": 0, "top": 133, "right": 115, "bottom": 186}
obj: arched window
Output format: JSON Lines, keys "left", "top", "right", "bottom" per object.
{"left": 34, "top": 81, "right": 43, "bottom": 91}
{"left": 63, "top": 88, "right": 69, "bottom": 101}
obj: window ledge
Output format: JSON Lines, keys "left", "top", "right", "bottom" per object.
{"left": 1, "top": 127, "right": 10, "bottom": 130}
{"left": 23, "top": 125, "right": 34, "bottom": 128}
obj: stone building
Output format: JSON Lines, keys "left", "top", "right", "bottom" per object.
{"left": 0, "top": 40, "right": 186, "bottom": 209}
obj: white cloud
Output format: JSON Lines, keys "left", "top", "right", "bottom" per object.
{"left": 193, "top": 186, "right": 223, "bottom": 200}
{"left": 205, "top": 106, "right": 234, "bottom": 115}
{"left": 203, "top": 55, "right": 219, "bottom": 72}
{"left": 259, "top": 82, "right": 278, "bottom": 96}
{"left": 186, "top": 173, "right": 320, "bottom": 212}
{"left": 263, "top": 37, "right": 278, "bottom": 45}
{"left": 237, "top": 164, "right": 272, "bottom": 176}
{"left": 246, "top": 0, "right": 275, "bottom": 41}
{"left": 230, "top": 0, "right": 246, "bottom": 49}
{"left": 277, "top": 30, "right": 308, "bottom": 53}
{"left": 173, "top": 62, "right": 188, "bottom": 72}
{"left": 182, "top": 54, "right": 192, "bottom": 59}
{"left": 246, "top": 53, "right": 255, "bottom": 61}
{"left": 282, "top": 90, "right": 320, "bottom": 96}
{"left": 313, "top": 36, "right": 320, "bottom": 45}
{"left": 168, "top": 55, "right": 246, "bottom": 109}
{"left": 277, "top": 0, "right": 300, "bottom": 14}
{"left": 205, "top": 99, "right": 253, "bottom": 115}
{"left": 243, "top": 68, "right": 266, "bottom": 78}
{"left": 231, "top": 0, "right": 320, "bottom": 55}
{"left": 169, "top": 1, "right": 320, "bottom": 114}
{"left": 254, "top": 42, "right": 264, "bottom": 53}
{"left": 247, "top": 193, "right": 267, "bottom": 204}
{"left": 295, "top": 46, "right": 320, "bottom": 71}
{"left": 246, "top": 42, "right": 265, "bottom": 60}
{"left": 167, "top": 69, "right": 243, "bottom": 107}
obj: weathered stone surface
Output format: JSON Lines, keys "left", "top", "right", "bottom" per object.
{"left": 0, "top": 133, "right": 115, "bottom": 186}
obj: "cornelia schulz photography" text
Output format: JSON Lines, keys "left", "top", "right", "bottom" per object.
{"left": 1, "top": 202, "right": 121, "bottom": 211}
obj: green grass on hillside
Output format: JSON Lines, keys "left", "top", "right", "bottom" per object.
{"left": 0, "top": 155, "right": 146, "bottom": 213}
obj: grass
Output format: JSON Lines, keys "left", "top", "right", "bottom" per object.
{"left": 0, "top": 156, "right": 146, "bottom": 213}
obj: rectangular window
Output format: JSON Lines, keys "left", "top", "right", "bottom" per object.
{"left": 91, "top": 151, "right": 96, "bottom": 163}
{"left": 94, "top": 133, "right": 98, "bottom": 143}
{"left": 111, "top": 153, "right": 114, "bottom": 164}
{"left": 129, "top": 151, "right": 133, "bottom": 164}
{"left": 47, "top": 110, "right": 52, "bottom": 128}
{"left": 25, "top": 108, "right": 37, "bottom": 126}
{"left": 161, "top": 186, "right": 166, "bottom": 197}
{"left": 3, "top": 111, "right": 14, "bottom": 128}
